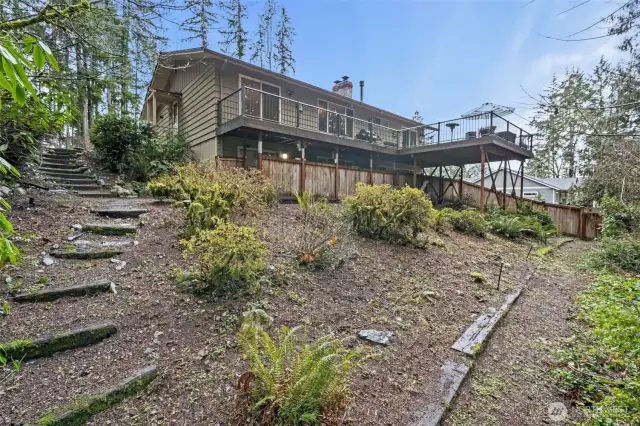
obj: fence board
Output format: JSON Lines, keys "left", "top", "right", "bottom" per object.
{"left": 262, "top": 158, "right": 300, "bottom": 195}
{"left": 305, "top": 162, "right": 335, "bottom": 198}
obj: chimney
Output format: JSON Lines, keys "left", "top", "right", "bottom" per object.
{"left": 332, "top": 76, "right": 353, "bottom": 98}
{"left": 359, "top": 80, "right": 364, "bottom": 102}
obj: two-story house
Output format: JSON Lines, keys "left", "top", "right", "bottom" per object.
{"left": 141, "top": 47, "right": 534, "bottom": 205}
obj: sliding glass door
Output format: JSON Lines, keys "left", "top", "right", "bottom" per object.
{"left": 240, "top": 76, "right": 280, "bottom": 122}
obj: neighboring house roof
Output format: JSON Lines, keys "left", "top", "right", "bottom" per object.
{"left": 149, "top": 47, "right": 423, "bottom": 127}
{"left": 536, "top": 177, "right": 583, "bottom": 191}
{"left": 473, "top": 168, "right": 582, "bottom": 191}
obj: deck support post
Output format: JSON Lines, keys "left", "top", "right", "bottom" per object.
{"left": 393, "top": 160, "right": 397, "bottom": 188}
{"left": 502, "top": 156, "right": 508, "bottom": 208}
{"left": 459, "top": 166, "right": 463, "bottom": 197}
{"left": 439, "top": 166, "right": 444, "bottom": 204}
{"left": 369, "top": 154, "right": 373, "bottom": 185}
{"left": 479, "top": 148, "right": 486, "bottom": 214}
{"left": 520, "top": 160, "right": 525, "bottom": 199}
{"left": 257, "top": 132, "right": 263, "bottom": 171}
{"left": 412, "top": 156, "right": 417, "bottom": 188}
{"left": 300, "top": 143, "right": 306, "bottom": 193}
{"left": 334, "top": 149, "right": 339, "bottom": 200}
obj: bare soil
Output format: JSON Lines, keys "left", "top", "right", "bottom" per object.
{"left": 444, "top": 240, "right": 595, "bottom": 426}
{"left": 1, "top": 189, "right": 555, "bottom": 425}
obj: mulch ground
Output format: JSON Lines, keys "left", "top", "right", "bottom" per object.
{"left": 1, "top": 189, "right": 551, "bottom": 425}
{"left": 444, "top": 240, "right": 596, "bottom": 426}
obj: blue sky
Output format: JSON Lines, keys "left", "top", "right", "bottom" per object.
{"left": 162, "top": 0, "right": 623, "bottom": 129}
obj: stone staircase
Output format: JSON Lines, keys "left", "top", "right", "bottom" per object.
{"left": 39, "top": 148, "right": 115, "bottom": 197}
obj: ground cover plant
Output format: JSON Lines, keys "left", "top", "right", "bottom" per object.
{"left": 484, "top": 204, "right": 555, "bottom": 241}
{"left": 551, "top": 274, "right": 640, "bottom": 425}
{"left": 237, "top": 309, "right": 359, "bottom": 425}
{"left": 343, "top": 183, "right": 434, "bottom": 245}
{"left": 449, "top": 209, "right": 489, "bottom": 237}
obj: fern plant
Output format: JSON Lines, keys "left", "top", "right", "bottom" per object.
{"left": 237, "top": 309, "right": 359, "bottom": 425}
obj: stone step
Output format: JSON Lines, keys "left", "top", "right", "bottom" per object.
{"left": 77, "top": 190, "right": 118, "bottom": 198}
{"left": 48, "top": 177, "right": 97, "bottom": 185}
{"left": 58, "top": 183, "right": 104, "bottom": 191}
{"left": 40, "top": 161, "right": 82, "bottom": 169}
{"left": 39, "top": 166, "right": 88, "bottom": 175}
{"left": 82, "top": 223, "right": 138, "bottom": 236}
{"left": 92, "top": 206, "right": 148, "bottom": 218}
{"left": 50, "top": 246, "right": 124, "bottom": 259}
{"left": 34, "top": 365, "right": 157, "bottom": 426}
{"left": 0, "top": 322, "right": 117, "bottom": 362}
{"left": 52, "top": 147, "right": 84, "bottom": 154}
{"left": 10, "top": 279, "right": 114, "bottom": 302}
{"left": 40, "top": 159, "right": 78, "bottom": 167}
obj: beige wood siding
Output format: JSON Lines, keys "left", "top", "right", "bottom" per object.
{"left": 166, "top": 61, "right": 210, "bottom": 93}
{"left": 179, "top": 63, "right": 218, "bottom": 155}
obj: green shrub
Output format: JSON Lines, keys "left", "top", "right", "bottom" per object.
{"left": 432, "top": 207, "right": 456, "bottom": 232}
{"left": 441, "top": 194, "right": 476, "bottom": 211}
{"left": 128, "top": 132, "right": 193, "bottom": 181}
{"left": 237, "top": 309, "right": 359, "bottom": 425}
{"left": 294, "top": 191, "right": 351, "bottom": 269}
{"left": 516, "top": 200, "right": 554, "bottom": 227}
{"left": 148, "top": 163, "right": 277, "bottom": 234}
{"left": 180, "top": 221, "right": 268, "bottom": 296}
{"left": 551, "top": 275, "right": 640, "bottom": 425}
{"left": 450, "top": 210, "right": 488, "bottom": 237}
{"left": 489, "top": 215, "right": 523, "bottom": 239}
{"left": 600, "top": 196, "right": 640, "bottom": 238}
{"left": 343, "top": 183, "right": 434, "bottom": 245}
{"left": 91, "top": 114, "right": 154, "bottom": 173}
{"left": 597, "top": 236, "right": 640, "bottom": 274}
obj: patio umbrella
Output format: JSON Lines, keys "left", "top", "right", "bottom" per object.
{"left": 460, "top": 102, "right": 515, "bottom": 119}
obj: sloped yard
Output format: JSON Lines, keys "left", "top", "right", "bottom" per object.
{"left": 1, "top": 190, "right": 542, "bottom": 425}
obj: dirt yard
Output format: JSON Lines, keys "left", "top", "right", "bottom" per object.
{"left": 1, "top": 190, "right": 562, "bottom": 425}
{"left": 444, "top": 240, "right": 594, "bottom": 426}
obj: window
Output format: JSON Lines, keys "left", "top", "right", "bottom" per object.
{"left": 373, "top": 117, "right": 389, "bottom": 127}
{"left": 523, "top": 191, "right": 539, "bottom": 199}
{"left": 318, "top": 100, "right": 353, "bottom": 137}
{"left": 172, "top": 102, "right": 179, "bottom": 129}
{"left": 402, "top": 128, "right": 417, "bottom": 147}
{"left": 239, "top": 75, "right": 281, "bottom": 121}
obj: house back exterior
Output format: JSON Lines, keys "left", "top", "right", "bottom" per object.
{"left": 142, "top": 47, "right": 534, "bottom": 201}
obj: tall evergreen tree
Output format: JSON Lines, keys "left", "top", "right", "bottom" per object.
{"left": 219, "top": 0, "right": 248, "bottom": 60}
{"left": 181, "top": 0, "right": 217, "bottom": 48}
{"left": 273, "top": 6, "right": 294, "bottom": 75}
{"left": 250, "top": 0, "right": 276, "bottom": 69}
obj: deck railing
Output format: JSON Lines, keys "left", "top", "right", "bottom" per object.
{"left": 424, "top": 113, "right": 533, "bottom": 150}
{"left": 218, "top": 87, "right": 533, "bottom": 151}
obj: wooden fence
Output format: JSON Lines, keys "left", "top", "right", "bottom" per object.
{"left": 438, "top": 179, "right": 601, "bottom": 239}
{"left": 218, "top": 156, "right": 414, "bottom": 199}
{"left": 217, "top": 156, "right": 601, "bottom": 239}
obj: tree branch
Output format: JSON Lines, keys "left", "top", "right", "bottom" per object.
{"left": 0, "top": 0, "right": 90, "bottom": 31}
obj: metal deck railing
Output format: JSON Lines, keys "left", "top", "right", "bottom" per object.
{"left": 217, "top": 87, "right": 533, "bottom": 151}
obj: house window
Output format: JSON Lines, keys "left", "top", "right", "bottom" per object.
{"left": 239, "top": 75, "right": 281, "bottom": 121}
{"left": 373, "top": 117, "right": 389, "bottom": 127}
{"left": 318, "top": 99, "right": 353, "bottom": 137}
{"left": 402, "top": 128, "right": 417, "bottom": 147}
{"left": 523, "top": 191, "right": 539, "bottom": 199}
{"left": 172, "top": 102, "right": 179, "bottom": 129}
